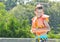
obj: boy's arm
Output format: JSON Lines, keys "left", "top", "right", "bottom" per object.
{"left": 44, "top": 20, "right": 50, "bottom": 31}
{"left": 43, "top": 16, "right": 51, "bottom": 31}
{"left": 42, "top": 14, "right": 50, "bottom": 31}
{"left": 30, "top": 17, "right": 36, "bottom": 33}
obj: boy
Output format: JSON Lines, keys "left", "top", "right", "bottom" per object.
{"left": 31, "top": 3, "right": 50, "bottom": 42}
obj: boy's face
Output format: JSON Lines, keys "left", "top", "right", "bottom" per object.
{"left": 35, "top": 7, "right": 43, "bottom": 17}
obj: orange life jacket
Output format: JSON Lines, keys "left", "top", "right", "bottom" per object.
{"left": 31, "top": 14, "right": 49, "bottom": 35}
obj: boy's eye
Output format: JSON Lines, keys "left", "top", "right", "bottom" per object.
{"left": 37, "top": 7, "right": 43, "bottom": 9}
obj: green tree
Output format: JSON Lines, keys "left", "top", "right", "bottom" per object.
{"left": 5, "top": 0, "right": 17, "bottom": 10}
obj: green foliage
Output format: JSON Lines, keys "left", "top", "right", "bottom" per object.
{"left": 0, "top": 2, "right": 35, "bottom": 38}
{"left": 48, "top": 31, "right": 60, "bottom": 39}
{"left": 5, "top": 0, "right": 17, "bottom": 10}
{"left": 0, "top": 0, "right": 60, "bottom": 38}
{"left": 9, "top": 4, "right": 35, "bottom": 38}
{"left": 45, "top": 2, "right": 60, "bottom": 34}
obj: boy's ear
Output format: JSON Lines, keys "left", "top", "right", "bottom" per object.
{"left": 34, "top": 11, "right": 36, "bottom": 14}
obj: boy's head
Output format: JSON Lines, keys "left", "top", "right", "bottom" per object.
{"left": 34, "top": 3, "right": 44, "bottom": 17}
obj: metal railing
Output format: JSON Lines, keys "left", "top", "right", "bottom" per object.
{"left": 0, "top": 38, "right": 60, "bottom": 42}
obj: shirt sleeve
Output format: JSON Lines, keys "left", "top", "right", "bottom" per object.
{"left": 31, "top": 17, "right": 37, "bottom": 33}
{"left": 45, "top": 17, "right": 49, "bottom": 22}
{"left": 31, "top": 17, "right": 36, "bottom": 29}
{"left": 42, "top": 14, "right": 49, "bottom": 22}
